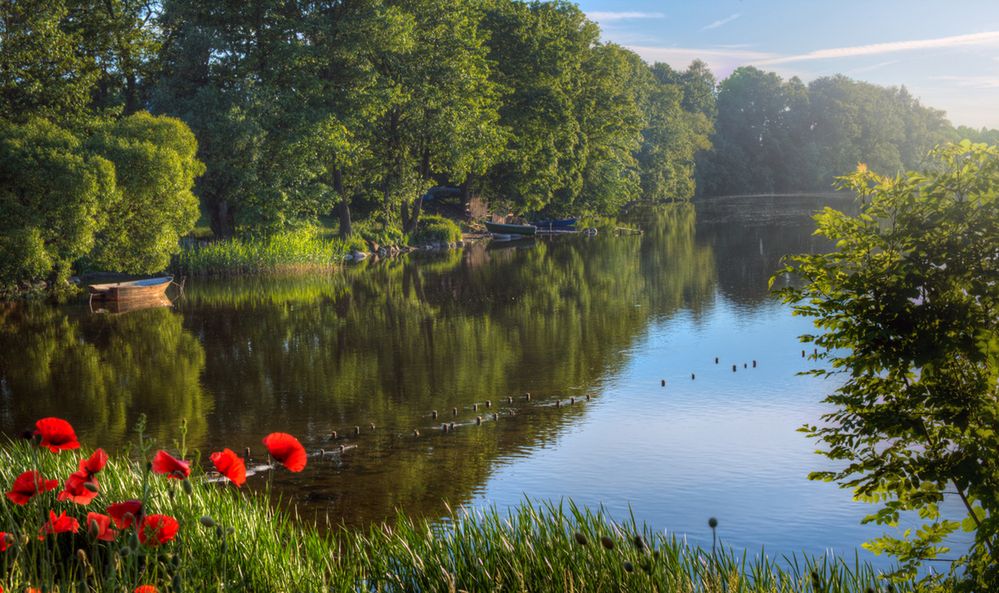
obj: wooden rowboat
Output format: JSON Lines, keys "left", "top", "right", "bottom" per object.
{"left": 484, "top": 221, "right": 537, "bottom": 236}
{"left": 88, "top": 276, "right": 173, "bottom": 302}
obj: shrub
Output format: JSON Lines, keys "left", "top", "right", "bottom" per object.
{"left": 410, "top": 214, "right": 461, "bottom": 245}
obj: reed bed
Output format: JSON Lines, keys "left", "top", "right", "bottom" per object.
{"left": 174, "top": 227, "right": 349, "bottom": 276}
{"left": 0, "top": 435, "right": 918, "bottom": 592}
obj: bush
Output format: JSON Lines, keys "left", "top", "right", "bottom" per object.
{"left": 409, "top": 214, "right": 462, "bottom": 245}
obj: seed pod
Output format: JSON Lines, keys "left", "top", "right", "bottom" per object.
{"left": 632, "top": 535, "right": 645, "bottom": 551}
{"left": 574, "top": 532, "right": 588, "bottom": 546}
{"left": 600, "top": 536, "right": 614, "bottom": 550}
{"left": 200, "top": 516, "right": 217, "bottom": 528}
{"left": 623, "top": 561, "right": 634, "bottom": 573}
{"left": 182, "top": 478, "right": 193, "bottom": 495}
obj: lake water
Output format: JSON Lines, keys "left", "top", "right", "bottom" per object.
{"left": 0, "top": 196, "right": 964, "bottom": 568}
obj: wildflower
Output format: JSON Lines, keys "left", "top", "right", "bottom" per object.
{"left": 138, "top": 514, "right": 179, "bottom": 546}
{"left": 262, "top": 432, "right": 307, "bottom": 472}
{"left": 151, "top": 450, "right": 190, "bottom": 479}
{"left": 108, "top": 500, "right": 143, "bottom": 529}
{"left": 134, "top": 586, "right": 159, "bottom": 593}
{"left": 210, "top": 448, "right": 247, "bottom": 486}
{"left": 7, "top": 470, "right": 58, "bottom": 505}
{"left": 86, "top": 512, "right": 118, "bottom": 542}
{"left": 34, "top": 417, "right": 80, "bottom": 452}
{"left": 80, "top": 448, "right": 108, "bottom": 475}
{"left": 38, "top": 510, "right": 80, "bottom": 539}
{"left": 0, "top": 532, "right": 13, "bottom": 552}
{"left": 58, "top": 469, "right": 99, "bottom": 505}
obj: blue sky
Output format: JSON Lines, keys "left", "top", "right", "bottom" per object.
{"left": 577, "top": 1, "right": 999, "bottom": 128}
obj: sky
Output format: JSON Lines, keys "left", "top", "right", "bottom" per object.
{"left": 577, "top": 0, "right": 999, "bottom": 129}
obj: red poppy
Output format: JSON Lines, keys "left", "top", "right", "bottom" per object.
{"left": 34, "top": 417, "right": 80, "bottom": 452}
{"left": 80, "top": 448, "right": 108, "bottom": 475}
{"left": 151, "top": 450, "right": 190, "bottom": 479}
{"left": 6, "top": 470, "right": 58, "bottom": 505}
{"left": 134, "top": 586, "right": 158, "bottom": 593}
{"left": 137, "top": 514, "right": 179, "bottom": 546}
{"left": 0, "top": 531, "right": 13, "bottom": 552}
{"left": 210, "top": 448, "right": 246, "bottom": 486}
{"left": 38, "top": 510, "right": 80, "bottom": 539}
{"left": 107, "top": 500, "right": 143, "bottom": 529}
{"left": 262, "top": 432, "right": 307, "bottom": 472}
{"left": 85, "top": 512, "right": 117, "bottom": 542}
{"left": 58, "top": 469, "right": 99, "bottom": 505}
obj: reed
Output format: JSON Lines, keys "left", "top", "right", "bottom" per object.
{"left": 173, "top": 227, "right": 348, "bottom": 276}
{"left": 0, "top": 439, "right": 919, "bottom": 592}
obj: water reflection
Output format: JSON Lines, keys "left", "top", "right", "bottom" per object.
{"left": 2, "top": 198, "right": 876, "bottom": 557}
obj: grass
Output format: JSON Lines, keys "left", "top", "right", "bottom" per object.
{"left": 173, "top": 226, "right": 349, "bottom": 276}
{"left": 0, "top": 421, "right": 921, "bottom": 593}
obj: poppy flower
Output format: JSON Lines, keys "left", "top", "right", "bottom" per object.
{"left": 6, "top": 470, "right": 58, "bottom": 505}
{"left": 137, "top": 514, "right": 179, "bottom": 546}
{"left": 262, "top": 432, "right": 307, "bottom": 472}
{"left": 151, "top": 450, "right": 190, "bottom": 479}
{"left": 80, "top": 448, "right": 108, "bottom": 475}
{"left": 85, "top": 512, "right": 117, "bottom": 542}
{"left": 210, "top": 448, "right": 246, "bottom": 487}
{"left": 134, "top": 586, "right": 158, "bottom": 593}
{"left": 34, "top": 417, "right": 80, "bottom": 452}
{"left": 38, "top": 510, "right": 80, "bottom": 539}
{"left": 0, "top": 531, "right": 13, "bottom": 552}
{"left": 107, "top": 500, "right": 143, "bottom": 529}
{"left": 58, "top": 469, "right": 99, "bottom": 505}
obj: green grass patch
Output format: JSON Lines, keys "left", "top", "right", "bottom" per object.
{"left": 0, "top": 423, "right": 919, "bottom": 593}
{"left": 410, "top": 214, "right": 462, "bottom": 245}
{"left": 173, "top": 226, "right": 348, "bottom": 276}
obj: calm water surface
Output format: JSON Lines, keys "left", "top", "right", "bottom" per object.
{"left": 0, "top": 196, "right": 960, "bottom": 567}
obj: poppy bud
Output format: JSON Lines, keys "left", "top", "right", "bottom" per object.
{"left": 173, "top": 573, "right": 184, "bottom": 593}
{"left": 708, "top": 517, "right": 718, "bottom": 529}
{"left": 215, "top": 525, "right": 224, "bottom": 539}
{"left": 2, "top": 533, "right": 13, "bottom": 546}
{"left": 600, "top": 536, "right": 614, "bottom": 550}
{"left": 623, "top": 561, "right": 634, "bottom": 573}
{"left": 89, "top": 519, "right": 101, "bottom": 538}
{"left": 77, "top": 549, "right": 88, "bottom": 565}
{"left": 226, "top": 526, "right": 235, "bottom": 535}
{"left": 199, "top": 516, "right": 216, "bottom": 528}
{"left": 84, "top": 482, "right": 99, "bottom": 492}
{"left": 574, "top": 532, "right": 588, "bottom": 546}
{"left": 632, "top": 535, "right": 645, "bottom": 551}
{"left": 146, "top": 461, "right": 152, "bottom": 471}
{"left": 182, "top": 478, "right": 193, "bottom": 495}
{"left": 119, "top": 546, "right": 131, "bottom": 557}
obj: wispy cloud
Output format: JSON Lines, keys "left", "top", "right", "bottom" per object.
{"left": 931, "top": 75, "right": 999, "bottom": 89}
{"left": 754, "top": 31, "right": 999, "bottom": 66}
{"left": 845, "top": 60, "right": 900, "bottom": 75}
{"left": 588, "top": 11, "right": 665, "bottom": 22}
{"left": 700, "top": 13, "right": 741, "bottom": 32}
{"left": 628, "top": 46, "right": 776, "bottom": 77}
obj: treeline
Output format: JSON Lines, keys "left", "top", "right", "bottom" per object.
{"left": 698, "top": 67, "right": 967, "bottom": 196}
{"left": 3, "top": 0, "right": 998, "bottom": 290}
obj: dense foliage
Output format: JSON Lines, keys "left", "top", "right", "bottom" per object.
{"left": 776, "top": 142, "right": 999, "bottom": 589}
{"left": 699, "top": 68, "right": 957, "bottom": 196}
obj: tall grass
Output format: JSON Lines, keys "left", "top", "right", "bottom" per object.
{"left": 0, "top": 436, "right": 919, "bottom": 592}
{"left": 174, "top": 227, "right": 349, "bottom": 276}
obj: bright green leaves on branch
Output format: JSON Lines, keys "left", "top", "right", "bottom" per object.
{"left": 775, "top": 142, "right": 999, "bottom": 589}
{"left": 87, "top": 112, "right": 204, "bottom": 273}
{"left": 0, "top": 114, "right": 204, "bottom": 289}
{"left": 0, "top": 119, "right": 113, "bottom": 286}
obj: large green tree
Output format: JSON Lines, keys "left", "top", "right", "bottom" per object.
{"left": 776, "top": 142, "right": 999, "bottom": 588}
{"left": 0, "top": 119, "right": 115, "bottom": 286}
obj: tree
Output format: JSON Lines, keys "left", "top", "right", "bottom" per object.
{"left": 0, "top": 119, "right": 115, "bottom": 286}
{"left": 86, "top": 111, "right": 204, "bottom": 272}
{"left": 775, "top": 142, "right": 999, "bottom": 589}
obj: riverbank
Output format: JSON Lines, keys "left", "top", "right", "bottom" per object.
{"left": 0, "top": 435, "right": 913, "bottom": 593}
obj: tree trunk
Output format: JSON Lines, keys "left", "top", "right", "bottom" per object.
{"left": 210, "top": 199, "right": 234, "bottom": 239}
{"left": 404, "top": 195, "right": 424, "bottom": 235}
{"left": 332, "top": 168, "right": 351, "bottom": 237}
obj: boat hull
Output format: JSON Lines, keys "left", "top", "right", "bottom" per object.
{"left": 484, "top": 222, "right": 537, "bottom": 236}
{"left": 88, "top": 277, "right": 173, "bottom": 301}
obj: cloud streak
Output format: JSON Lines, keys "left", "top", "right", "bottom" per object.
{"left": 628, "top": 46, "right": 776, "bottom": 77}
{"left": 931, "top": 75, "right": 999, "bottom": 89}
{"left": 754, "top": 31, "right": 999, "bottom": 65}
{"left": 588, "top": 11, "right": 665, "bottom": 22}
{"left": 701, "top": 13, "right": 741, "bottom": 32}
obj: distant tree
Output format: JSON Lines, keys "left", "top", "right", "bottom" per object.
{"left": 0, "top": 119, "right": 115, "bottom": 286}
{"left": 86, "top": 112, "right": 204, "bottom": 273}
{"left": 775, "top": 142, "right": 999, "bottom": 589}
